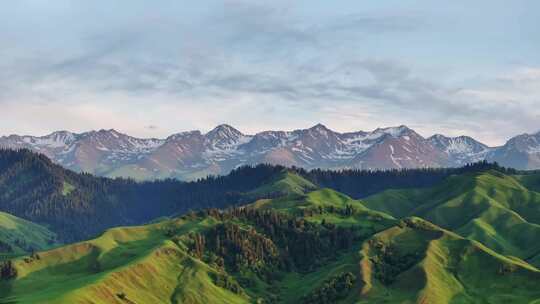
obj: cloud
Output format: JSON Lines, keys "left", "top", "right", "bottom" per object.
{"left": 0, "top": 1, "right": 538, "bottom": 146}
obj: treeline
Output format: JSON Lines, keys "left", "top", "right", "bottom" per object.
{"left": 0, "top": 149, "right": 520, "bottom": 243}
{"left": 301, "top": 272, "right": 356, "bottom": 304}
{"left": 0, "top": 149, "right": 284, "bottom": 242}
{"left": 0, "top": 260, "right": 16, "bottom": 280}
{"left": 298, "top": 160, "right": 518, "bottom": 198}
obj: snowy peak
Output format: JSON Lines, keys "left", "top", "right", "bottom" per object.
{"left": 504, "top": 132, "right": 540, "bottom": 153}
{"left": 167, "top": 130, "right": 202, "bottom": 140}
{"left": 47, "top": 131, "right": 77, "bottom": 145}
{"left": 204, "top": 124, "right": 249, "bottom": 150}
{"left": 486, "top": 132, "right": 540, "bottom": 169}
{"left": 297, "top": 124, "right": 338, "bottom": 139}
{"left": 3, "top": 124, "right": 540, "bottom": 179}
{"left": 373, "top": 125, "right": 414, "bottom": 138}
{"left": 24, "top": 131, "right": 77, "bottom": 149}
{"left": 428, "top": 134, "right": 488, "bottom": 154}
{"left": 307, "top": 123, "right": 333, "bottom": 134}
{"left": 347, "top": 126, "right": 446, "bottom": 169}
{"left": 79, "top": 129, "right": 164, "bottom": 154}
{"left": 206, "top": 124, "right": 244, "bottom": 139}
{"left": 428, "top": 134, "right": 490, "bottom": 166}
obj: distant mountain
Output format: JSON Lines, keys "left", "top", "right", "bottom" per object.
{"left": 428, "top": 134, "right": 491, "bottom": 166}
{"left": 2, "top": 124, "right": 539, "bottom": 180}
{"left": 487, "top": 131, "right": 540, "bottom": 169}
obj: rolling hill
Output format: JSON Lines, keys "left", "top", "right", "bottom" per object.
{"left": 358, "top": 217, "right": 540, "bottom": 303}
{"left": 1, "top": 181, "right": 539, "bottom": 303}
{"left": 0, "top": 148, "right": 490, "bottom": 242}
{"left": 364, "top": 170, "right": 540, "bottom": 267}
{"left": 0, "top": 149, "right": 306, "bottom": 242}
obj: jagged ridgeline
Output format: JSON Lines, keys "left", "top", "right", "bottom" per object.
{"left": 1, "top": 156, "right": 540, "bottom": 303}
{"left": 0, "top": 149, "right": 496, "bottom": 243}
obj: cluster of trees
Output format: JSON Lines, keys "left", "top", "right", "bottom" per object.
{"left": 186, "top": 222, "right": 282, "bottom": 282}
{"left": 301, "top": 204, "right": 358, "bottom": 219}
{"left": 369, "top": 241, "right": 422, "bottom": 285}
{"left": 210, "top": 272, "right": 244, "bottom": 295}
{"left": 174, "top": 208, "right": 364, "bottom": 300}
{"left": 301, "top": 272, "right": 356, "bottom": 304}
{"left": 184, "top": 206, "right": 359, "bottom": 280}
{"left": 236, "top": 208, "right": 357, "bottom": 269}
{"left": 299, "top": 160, "right": 517, "bottom": 198}
{"left": 0, "top": 241, "right": 13, "bottom": 253}
{"left": 0, "top": 260, "right": 17, "bottom": 280}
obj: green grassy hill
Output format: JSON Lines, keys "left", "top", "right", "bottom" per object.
{"left": 0, "top": 211, "right": 59, "bottom": 258}
{"left": 246, "top": 170, "right": 318, "bottom": 197}
{"left": 0, "top": 217, "right": 255, "bottom": 304}
{"left": 365, "top": 170, "right": 540, "bottom": 266}
{"left": 2, "top": 174, "right": 539, "bottom": 304}
{"left": 251, "top": 187, "right": 395, "bottom": 232}
{"left": 358, "top": 217, "right": 540, "bottom": 304}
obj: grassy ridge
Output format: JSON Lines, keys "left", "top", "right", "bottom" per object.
{"left": 357, "top": 217, "right": 540, "bottom": 303}
{"left": 365, "top": 170, "right": 540, "bottom": 266}
{"left": 247, "top": 171, "right": 318, "bottom": 197}
{"left": 1, "top": 171, "right": 540, "bottom": 303}
{"left": 2, "top": 210, "right": 539, "bottom": 303}
{"left": 0, "top": 217, "right": 250, "bottom": 304}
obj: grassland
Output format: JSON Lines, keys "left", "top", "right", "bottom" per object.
{"left": 246, "top": 170, "right": 318, "bottom": 197}
{"left": 1, "top": 170, "right": 540, "bottom": 303}
{"left": 365, "top": 170, "right": 540, "bottom": 267}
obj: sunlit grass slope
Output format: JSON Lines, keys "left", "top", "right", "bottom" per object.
{"left": 1, "top": 171, "right": 540, "bottom": 303}
{"left": 3, "top": 209, "right": 538, "bottom": 303}
{"left": 357, "top": 217, "right": 540, "bottom": 304}
{"left": 365, "top": 170, "right": 540, "bottom": 266}
{"left": 247, "top": 170, "right": 318, "bottom": 197}
{"left": 0, "top": 217, "right": 250, "bottom": 304}
{"left": 251, "top": 187, "right": 396, "bottom": 231}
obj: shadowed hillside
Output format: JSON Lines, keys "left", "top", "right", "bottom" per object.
{"left": 0, "top": 211, "right": 60, "bottom": 258}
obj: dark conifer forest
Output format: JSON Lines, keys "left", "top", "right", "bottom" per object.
{"left": 0, "top": 148, "right": 517, "bottom": 242}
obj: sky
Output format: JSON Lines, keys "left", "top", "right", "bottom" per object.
{"left": 1, "top": 0, "right": 539, "bottom": 146}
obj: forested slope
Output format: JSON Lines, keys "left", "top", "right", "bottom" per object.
{"left": 0, "top": 149, "right": 502, "bottom": 242}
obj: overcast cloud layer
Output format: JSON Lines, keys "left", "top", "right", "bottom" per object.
{"left": 1, "top": 0, "right": 539, "bottom": 145}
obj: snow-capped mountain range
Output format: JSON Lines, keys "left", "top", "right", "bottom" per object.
{"left": 1, "top": 124, "right": 539, "bottom": 180}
